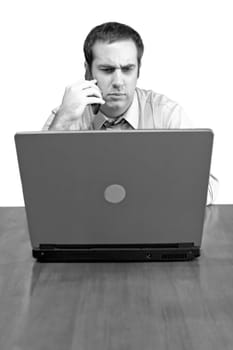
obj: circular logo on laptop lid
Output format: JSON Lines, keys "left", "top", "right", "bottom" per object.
{"left": 104, "top": 184, "right": 126, "bottom": 204}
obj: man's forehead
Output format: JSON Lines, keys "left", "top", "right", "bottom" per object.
{"left": 92, "top": 39, "right": 138, "bottom": 65}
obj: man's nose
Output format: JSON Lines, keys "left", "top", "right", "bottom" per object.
{"left": 112, "top": 69, "right": 124, "bottom": 89}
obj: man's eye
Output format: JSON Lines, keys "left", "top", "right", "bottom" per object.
{"left": 101, "top": 68, "right": 114, "bottom": 73}
{"left": 122, "top": 67, "right": 134, "bottom": 73}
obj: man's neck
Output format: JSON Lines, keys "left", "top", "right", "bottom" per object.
{"left": 100, "top": 103, "right": 133, "bottom": 121}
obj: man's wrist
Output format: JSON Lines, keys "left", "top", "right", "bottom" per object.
{"left": 49, "top": 107, "right": 74, "bottom": 130}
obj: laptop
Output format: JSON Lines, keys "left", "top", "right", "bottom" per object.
{"left": 15, "top": 129, "right": 213, "bottom": 262}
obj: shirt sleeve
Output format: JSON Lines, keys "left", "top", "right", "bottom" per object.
{"left": 42, "top": 108, "right": 59, "bottom": 130}
{"left": 162, "top": 103, "right": 193, "bottom": 129}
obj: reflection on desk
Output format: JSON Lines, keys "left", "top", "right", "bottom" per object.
{"left": 0, "top": 205, "right": 233, "bottom": 350}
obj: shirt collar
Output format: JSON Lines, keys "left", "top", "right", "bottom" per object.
{"left": 92, "top": 90, "right": 139, "bottom": 130}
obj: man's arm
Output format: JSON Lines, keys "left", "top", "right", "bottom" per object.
{"left": 44, "top": 80, "right": 105, "bottom": 131}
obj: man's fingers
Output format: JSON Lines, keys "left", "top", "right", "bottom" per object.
{"left": 73, "top": 79, "right": 98, "bottom": 90}
{"left": 62, "top": 80, "right": 104, "bottom": 115}
{"left": 81, "top": 79, "right": 97, "bottom": 87}
{"left": 85, "top": 87, "right": 103, "bottom": 99}
{"left": 66, "top": 81, "right": 102, "bottom": 97}
{"left": 86, "top": 97, "right": 105, "bottom": 105}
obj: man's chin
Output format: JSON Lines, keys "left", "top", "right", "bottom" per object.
{"left": 100, "top": 102, "right": 128, "bottom": 118}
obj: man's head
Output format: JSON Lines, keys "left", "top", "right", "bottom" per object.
{"left": 83, "top": 22, "right": 144, "bottom": 118}
{"left": 84, "top": 22, "right": 144, "bottom": 77}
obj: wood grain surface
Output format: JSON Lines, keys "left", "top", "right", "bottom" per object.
{"left": 0, "top": 206, "right": 233, "bottom": 350}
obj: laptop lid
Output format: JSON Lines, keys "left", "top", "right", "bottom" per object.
{"left": 15, "top": 130, "right": 213, "bottom": 258}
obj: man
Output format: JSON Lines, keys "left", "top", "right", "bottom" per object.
{"left": 44, "top": 21, "right": 218, "bottom": 204}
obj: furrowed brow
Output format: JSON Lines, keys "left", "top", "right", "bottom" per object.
{"left": 122, "top": 64, "right": 136, "bottom": 69}
{"left": 98, "top": 64, "right": 136, "bottom": 69}
{"left": 98, "top": 64, "right": 115, "bottom": 69}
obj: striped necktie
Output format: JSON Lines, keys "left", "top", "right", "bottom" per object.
{"left": 103, "top": 117, "right": 131, "bottom": 130}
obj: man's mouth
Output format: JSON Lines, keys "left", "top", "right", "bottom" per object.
{"left": 108, "top": 92, "right": 125, "bottom": 96}
{"left": 107, "top": 93, "right": 126, "bottom": 97}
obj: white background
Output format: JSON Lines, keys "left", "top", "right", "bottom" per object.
{"left": 1, "top": 0, "right": 232, "bottom": 205}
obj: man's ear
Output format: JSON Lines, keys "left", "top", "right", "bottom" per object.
{"left": 84, "top": 62, "right": 93, "bottom": 80}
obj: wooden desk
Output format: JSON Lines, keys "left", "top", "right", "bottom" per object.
{"left": 0, "top": 206, "right": 233, "bottom": 350}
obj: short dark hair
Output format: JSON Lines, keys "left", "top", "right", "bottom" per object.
{"left": 83, "top": 22, "right": 144, "bottom": 74}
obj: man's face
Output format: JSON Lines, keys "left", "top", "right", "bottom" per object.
{"left": 90, "top": 39, "right": 139, "bottom": 118}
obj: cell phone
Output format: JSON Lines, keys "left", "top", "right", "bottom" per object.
{"left": 85, "top": 69, "right": 101, "bottom": 115}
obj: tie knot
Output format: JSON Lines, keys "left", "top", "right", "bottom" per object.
{"left": 104, "top": 116, "right": 125, "bottom": 128}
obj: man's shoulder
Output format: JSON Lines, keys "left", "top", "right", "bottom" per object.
{"left": 135, "top": 87, "right": 191, "bottom": 128}
{"left": 135, "top": 87, "right": 178, "bottom": 109}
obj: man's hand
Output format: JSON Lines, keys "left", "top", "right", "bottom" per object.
{"left": 50, "top": 80, "right": 105, "bottom": 130}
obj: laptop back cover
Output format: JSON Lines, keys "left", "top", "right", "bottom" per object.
{"left": 15, "top": 130, "right": 213, "bottom": 250}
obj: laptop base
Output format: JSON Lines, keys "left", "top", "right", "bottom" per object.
{"left": 33, "top": 243, "right": 200, "bottom": 262}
